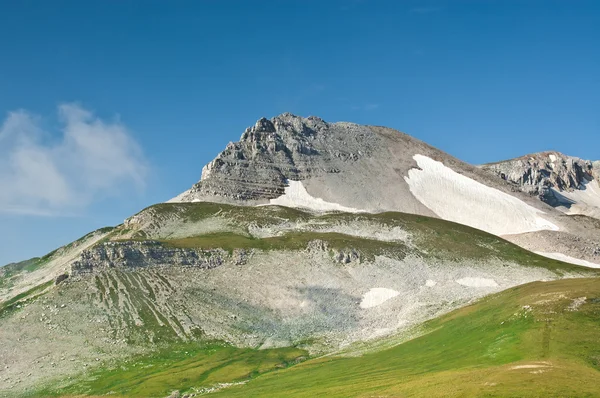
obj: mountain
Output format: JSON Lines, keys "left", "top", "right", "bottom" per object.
{"left": 170, "top": 113, "right": 555, "bottom": 232}
{"left": 2, "top": 114, "right": 600, "bottom": 397}
{"left": 481, "top": 152, "right": 600, "bottom": 219}
{"left": 170, "top": 113, "right": 600, "bottom": 267}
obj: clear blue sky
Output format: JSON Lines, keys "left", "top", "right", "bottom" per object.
{"left": 1, "top": 0, "right": 598, "bottom": 265}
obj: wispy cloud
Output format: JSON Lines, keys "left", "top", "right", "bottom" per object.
{"left": 0, "top": 104, "right": 147, "bottom": 216}
{"left": 410, "top": 6, "right": 444, "bottom": 14}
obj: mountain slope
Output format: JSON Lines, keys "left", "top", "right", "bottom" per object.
{"left": 481, "top": 151, "right": 600, "bottom": 219}
{"left": 2, "top": 203, "right": 596, "bottom": 396}
{"left": 170, "top": 114, "right": 560, "bottom": 232}
{"left": 0, "top": 227, "right": 114, "bottom": 302}
{"left": 169, "top": 114, "right": 600, "bottom": 266}
{"left": 209, "top": 277, "right": 600, "bottom": 398}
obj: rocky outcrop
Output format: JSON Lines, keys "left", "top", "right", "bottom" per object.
{"left": 169, "top": 113, "right": 382, "bottom": 204}
{"left": 70, "top": 241, "right": 228, "bottom": 275}
{"left": 54, "top": 274, "right": 69, "bottom": 285}
{"left": 481, "top": 152, "right": 600, "bottom": 206}
{"left": 333, "top": 248, "right": 361, "bottom": 264}
{"left": 70, "top": 238, "right": 367, "bottom": 276}
{"left": 306, "top": 239, "right": 361, "bottom": 264}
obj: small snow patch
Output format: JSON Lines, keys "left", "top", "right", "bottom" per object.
{"left": 511, "top": 363, "right": 551, "bottom": 370}
{"left": 456, "top": 277, "right": 498, "bottom": 288}
{"left": 561, "top": 179, "right": 600, "bottom": 213}
{"left": 425, "top": 280, "right": 437, "bottom": 287}
{"left": 535, "top": 252, "right": 600, "bottom": 269}
{"left": 268, "top": 180, "right": 362, "bottom": 213}
{"left": 360, "top": 288, "right": 400, "bottom": 309}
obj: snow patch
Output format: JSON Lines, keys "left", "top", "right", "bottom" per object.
{"left": 268, "top": 180, "right": 362, "bottom": 213}
{"left": 511, "top": 363, "right": 551, "bottom": 370}
{"left": 404, "top": 155, "right": 559, "bottom": 235}
{"left": 360, "top": 288, "right": 400, "bottom": 309}
{"left": 555, "top": 179, "right": 600, "bottom": 215}
{"left": 425, "top": 280, "right": 437, "bottom": 287}
{"left": 456, "top": 277, "right": 498, "bottom": 287}
{"left": 549, "top": 154, "right": 557, "bottom": 162}
{"left": 535, "top": 252, "right": 600, "bottom": 269}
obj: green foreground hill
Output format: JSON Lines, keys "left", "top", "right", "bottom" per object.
{"left": 35, "top": 278, "right": 600, "bottom": 398}
{"left": 211, "top": 277, "right": 600, "bottom": 398}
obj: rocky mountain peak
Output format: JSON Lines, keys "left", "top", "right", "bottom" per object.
{"left": 480, "top": 151, "right": 600, "bottom": 207}
{"left": 170, "top": 114, "right": 385, "bottom": 205}
{"left": 240, "top": 113, "right": 329, "bottom": 143}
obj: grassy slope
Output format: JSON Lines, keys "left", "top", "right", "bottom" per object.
{"left": 0, "top": 280, "right": 54, "bottom": 319}
{"left": 38, "top": 278, "right": 600, "bottom": 398}
{"left": 208, "top": 278, "right": 600, "bottom": 398}
{"left": 35, "top": 343, "right": 306, "bottom": 398}
{"left": 124, "top": 202, "right": 586, "bottom": 274}
{"left": 0, "top": 258, "right": 45, "bottom": 289}
{"left": 0, "top": 227, "right": 115, "bottom": 292}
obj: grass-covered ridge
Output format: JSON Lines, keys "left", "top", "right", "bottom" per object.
{"left": 117, "top": 202, "right": 591, "bottom": 274}
{"left": 162, "top": 231, "right": 407, "bottom": 261}
{"left": 1, "top": 226, "right": 115, "bottom": 292}
{"left": 208, "top": 277, "right": 600, "bottom": 397}
{"left": 0, "top": 258, "right": 44, "bottom": 289}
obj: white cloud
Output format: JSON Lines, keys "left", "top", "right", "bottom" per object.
{"left": 0, "top": 104, "right": 147, "bottom": 216}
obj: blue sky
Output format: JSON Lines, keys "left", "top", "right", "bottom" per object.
{"left": 0, "top": 0, "right": 598, "bottom": 265}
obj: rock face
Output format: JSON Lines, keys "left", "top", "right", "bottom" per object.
{"left": 480, "top": 152, "right": 600, "bottom": 207}
{"left": 71, "top": 241, "right": 228, "bottom": 275}
{"left": 170, "top": 113, "right": 381, "bottom": 204}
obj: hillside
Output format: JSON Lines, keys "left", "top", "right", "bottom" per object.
{"left": 208, "top": 277, "right": 600, "bottom": 397}
{"left": 2, "top": 202, "right": 597, "bottom": 396}
{"left": 29, "top": 278, "right": 600, "bottom": 397}
{"left": 170, "top": 114, "right": 600, "bottom": 267}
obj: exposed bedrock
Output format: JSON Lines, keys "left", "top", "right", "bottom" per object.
{"left": 481, "top": 152, "right": 600, "bottom": 206}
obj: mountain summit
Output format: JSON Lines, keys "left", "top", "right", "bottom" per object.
{"left": 169, "top": 114, "right": 600, "bottom": 264}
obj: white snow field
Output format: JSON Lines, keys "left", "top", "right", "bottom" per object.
{"left": 360, "top": 288, "right": 400, "bottom": 309}
{"left": 535, "top": 252, "right": 600, "bottom": 269}
{"left": 555, "top": 179, "right": 600, "bottom": 215}
{"left": 405, "top": 155, "right": 559, "bottom": 236}
{"left": 269, "top": 180, "right": 362, "bottom": 213}
{"left": 456, "top": 277, "right": 499, "bottom": 287}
